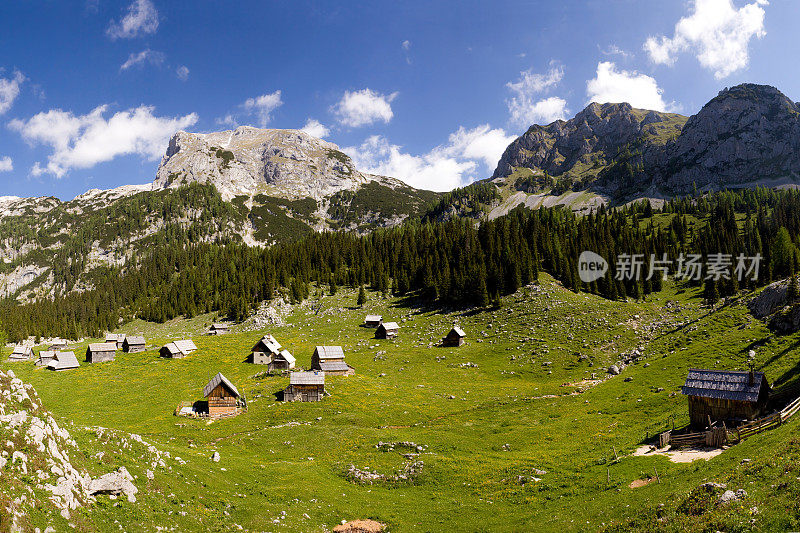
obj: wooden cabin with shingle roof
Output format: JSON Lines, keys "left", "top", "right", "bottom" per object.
{"left": 160, "top": 339, "right": 197, "bottom": 359}
{"left": 86, "top": 342, "right": 117, "bottom": 363}
{"left": 681, "top": 369, "right": 771, "bottom": 427}
{"left": 269, "top": 349, "right": 296, "bottom": 373}
{"left": 36, "top": 350, "right": 58, "bottom": 367}
{"left": 281, "top": 371, "right": 325, "bottom": 402}
{"left": 251, "top": 334, "right": 283, "bottom": 365}
{"left": 442, "top": 326, "right": 466, "bottom": 347}
{"left": 203, "top": 372, "right": 242, "bottom": 419}
{"left": 209, "top": 323, "right": 230, "bottom": 335}
{"left": 9, "top": 345, "right": 33, "bottom": 361}
{"left": 123, "top": 336, "right": 146, "bottom": 353}
{"left": 364, "top": 315, "right": 383, "bottom": 328}
{"left": 48, "top": 351, "right": 79, "bottom": 371}
{"left": 375, "top": 322, "right": 400, "bottom": 339}
{"left": 311, "top": 346, "right": 354, "bottom": 375}
{"left": 105, "top": 333, "right": 126, "bottom": 350}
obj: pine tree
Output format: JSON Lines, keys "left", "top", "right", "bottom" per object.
{"left": 703, "top": 279, "right": 720, "bottom": 305}
{"left": 357, "top": 285, "right": 367, "bottom": 307}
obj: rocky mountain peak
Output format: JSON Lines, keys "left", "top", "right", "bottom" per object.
{"left": 154, "top": 126, "right": 371, "bottom": 201}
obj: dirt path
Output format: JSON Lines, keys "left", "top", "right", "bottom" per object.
{"left": 633, "top": 444, "right": 724, "bottom": 463}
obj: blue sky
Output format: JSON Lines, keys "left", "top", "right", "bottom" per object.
{"left": 0, "top": 0, "right": 796, "bottom": 198}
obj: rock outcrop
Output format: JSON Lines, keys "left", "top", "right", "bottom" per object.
{"left": 493, "top": 84, "right": 800, "bottom": 199}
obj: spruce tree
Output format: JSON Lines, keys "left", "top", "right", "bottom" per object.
{"left": 357, "top": 286, "right": 367, "bottom": 307}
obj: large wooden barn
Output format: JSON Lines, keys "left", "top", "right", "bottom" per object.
{"left": 311, "top": 346, "right": 354, "bottom": 375}
{"left": 681, "top": 369, "right": 771, "bottom": 427}
{"left": 203, "top": 372, "right": 242, "bottom": 419}
{"left": 375, "top": 322, "right": 400, "bottom": 339}
{"left": 160, "top": 339, "right": 198, "bottom": 359}
{"left": 442, "top": 326, "right": 466, "bottom": 347}
{"left": 123, "top": 336, "right": 146, "bottom": 353}
{"left": 251, "top": 334, "right": 283, "bottom": 365}
{"left": 281, "top": 371, "right": 325, "bottom": 402}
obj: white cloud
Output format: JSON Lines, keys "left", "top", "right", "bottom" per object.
{"left": 586, "top": 61, "right": 675, "bottom": 112}
{"left": 601, "top": 44, "right": 633, "bottom": 59}
{"left": 332, "top": 89, "right": 398, "bottom": 128}
{"left": 644, "top": 0, "right": 768, "bottom": 79}
{"left": 176, "top": 65, "right": 190, "bottom": 81}
{"left": 0, "top": 70, "right": 25, "bottom": 115}
{"left": 0, "top": 156, "right": 12, "bottom": 172}
{"left": 216, "top": 114, "right": 238, "bottom": 128}
{"left": 300, "top": 118, "right": 330, "bottom": 138}
{"left": 107, "top": 0, "right": 159, "bottom": 40}
{"left": 9, "top": 105, "right": 198, "bottom": 178}
{"left": 344, "top": 124, "right": 514, "bottom": 191}
{"left": 243, "top": 91, "right": 283, "bottom": 127}
{"left": 506, "top": 64, "right": 570, "bottom": 128}
{"left": 120, "top": 49, "right": 165, "bottom": 71}
{"left": 402, "top": 40, "right": 411, "bottom": 51}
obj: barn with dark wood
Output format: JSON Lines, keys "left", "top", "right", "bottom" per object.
{"left": 251, "top": 334, "right": 283, "bottom": 365}
{"left": 160, "top": 339, "right": 198, "bottom": 359}
{"left": 375, "top": 321, "right": 400, "bottom": 339}
{"left": 105, "top": 333, "right": 126, "bottom": 350}
{"left": 123, "top": 336, "right": 146, "bottom": 353}
{"left": 311, "top": 346, "right": 354, "bottom": 375}
{"left": 364, "top": 315, "right": 383, "bottom": 328}
{"left": 442, "top": 326, "right": 466, "bottom": 347}
{"left": 9, "top": 345, "right": 32, "bottom": 361}
{"left": 203, "top": 372, "right": 242, "bottom": 419}
{"left": 281, "top": 371, "right": 325, "bottom": 402}
{"left": 268, "top": 349, "right": 296, "bottom": 372}
{"left": 48, "top": 351, "right": 79, "bottom": 371}
{"left": 86, "top": 342, "right": 117, "bottom": 363}
{"left": 209, "top": 323, "right": 230, "bottom": 335}
{"left": 681, "top": 369, "right": 771, "bottom": 427}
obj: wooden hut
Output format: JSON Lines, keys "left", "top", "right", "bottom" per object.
{"left": 251, "top": 335, "right": 283, "bottom": 365}
{"left": 203, "top": 372, "right": 241, "bottom": 419}
{"left": 86, "top": 342, "right": 117, "bottom": 363}
{"left": 48, "top": 339, "right": 69, "bottom": 351}
{"left": 47, "top": 351, "right": 79, "bottom": 371}
{"left": 268, "top": 349, "right": 296, "bottom": 372}
{"left": 311, "top": 346, "right": 354, "bottom": 375}
{"left": 681, "top": 369, "right": 771, "bottom": 427}
{"left": 442, "top": 326, "right": 466, "bottom": 347}
{"left": 36, "top": 350, "right": 58, "bottom": 367}
{"left": 123, "top": 336, "right": 146, "bottom": 353}
{"left": 364, "top": 315, "right": 383, "bottom": 328}
{"left": 8, "top": 345, "right": 33, "bottom": 361}
{"left": 375, "top": 321, "right": 400, "bottom": 339}
{"left": 105, "top": 333, "right": 126, "bottom": 350}
{"left": 160, "top": 339, "right": 197, "bottom": 359}
{"left": 281, "top": 371, "right": 325, "bottom": 402}
{"left": 210, "top": 323, "right": 230, "bottom": 335}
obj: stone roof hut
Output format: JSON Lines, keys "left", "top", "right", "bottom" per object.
{"left": 252, "top": 334, "right": 283, "bottom": 365}
{"left": 375, "top": 322, "right": 400, "bottom": 339}
{"left": 160, "top": 339, "right": 198, "bottom": 359}
{"left": 210, "top": 323, "right": 230, "bottom": 335}
{"left": 48, "top": 351, "right": 79, "bottom": 371}
{"left": 442, "top": 326, "right": 466, "bottom": 347}
{"left": 364, "top": 315, "right": 383, "bottom": 328}
{"left": 311, "top": 346, "right": 354, "bottom": 375}
{"left": 105, "top": 333, "right": 126, "bottom": 350}
{"left": 9, "top": 345, "right": 33, "bottom": 361}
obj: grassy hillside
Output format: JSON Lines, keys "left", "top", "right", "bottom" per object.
{"left": 3, "top": 275, "right": 800, "bottom": 531}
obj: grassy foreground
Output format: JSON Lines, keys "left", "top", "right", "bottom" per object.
{"left": 4, "top": 274, "right": 800, "bottom": 532}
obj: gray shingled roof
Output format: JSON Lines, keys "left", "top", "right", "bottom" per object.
{"left": 125, "top": 336, "right": 146, "bottom": 346}
{"left": 49, "top": 351, "right": 79, "bottom": 370}
{"left": 315, "top": 346, "right": 344, "bottom": 359}
{"left": 203, "top": 372, "right": 240, "bottom": 398}
{"left": 380, "top": 322, "right": 400, "bottom": 330}
{"left": 174, "top": 339, "right": 197, "bottom": 353}
{"left": 290, "top": 371, "right": 325, "bottom": 385}
{"left": 11, "top": 345, "right": 32, "bottom": 356}
{"left": 105, "top": 333, "right": 125, "bottom": 342}
{"left": 88, "top": 342, "right": 117, "bottom": 352}
{"left": 681, "top": 369, "right": 768, "bottom": 402}
{"left": 319, "top": 361, "right": 351, "bottom": 372}
{"left": 278, "top": 349, "right": 296, "bottom": 365}
{"left": 450, "top": 326, "right": 466, "bottom": 337}
{"left": 365, "top": 315, "right": 382, "bottom": 322}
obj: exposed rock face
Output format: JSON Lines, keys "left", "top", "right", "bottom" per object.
{"left": 154, "top": 126, "right": 375, "bottom": 201}
{"left": 493, "top": 84, "right": 800, "bottom": 198}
